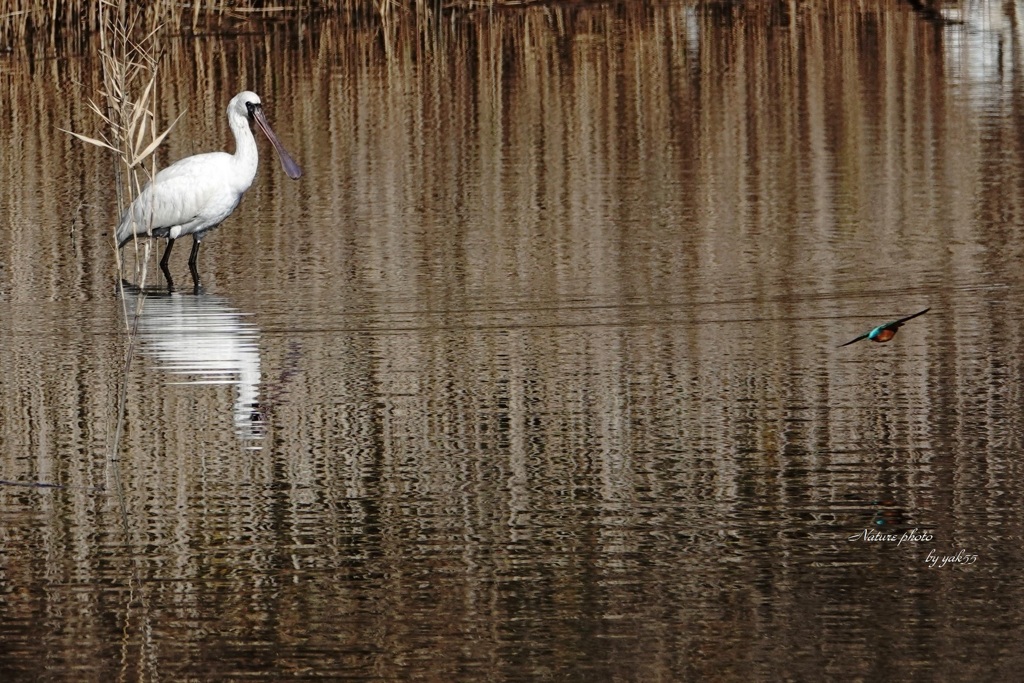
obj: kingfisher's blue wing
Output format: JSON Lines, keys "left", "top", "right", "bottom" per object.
{"left": 885, "top": 307, "right": 930, "bottom": 331}
{"left": 839, "top": 331, "right": 871, "bottom": 347}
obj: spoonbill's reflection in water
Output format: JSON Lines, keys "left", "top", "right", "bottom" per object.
{"left": 127, "top": 292, "right": 265, "bottom": 443}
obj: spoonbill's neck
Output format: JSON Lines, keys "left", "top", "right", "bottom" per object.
{"left": 229, "top": 110, "right": 259, "bottom": 175}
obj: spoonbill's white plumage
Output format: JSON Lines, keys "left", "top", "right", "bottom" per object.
{"left": 116, "top": 90, "right": 302, "bottom": 290}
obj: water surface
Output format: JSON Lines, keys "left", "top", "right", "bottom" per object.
{"left": 3, "top": 1, "right": 1024, "bottom": 680}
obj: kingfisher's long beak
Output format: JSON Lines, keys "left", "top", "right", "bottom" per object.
{"left": 251, "top": 104, "right": 303, "bottom": 180}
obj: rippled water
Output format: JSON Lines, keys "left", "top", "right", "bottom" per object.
{"left": 3, "top": 1, "right": 1024, "bottom": 680}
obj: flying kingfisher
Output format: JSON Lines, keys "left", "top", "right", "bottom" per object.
{"left": 839, "top": 308, "right": 930, "bottom": 347}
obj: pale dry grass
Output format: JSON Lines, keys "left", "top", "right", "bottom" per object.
{"left": 0, "top": 0, "right": 560, "bottom": 47}
{"left": 72, "top": 45, "right": 166, "bottom": 277}
{"left": 64, "top": 3, "right": 184, "bottom": 284}
{"left": 61, "top": 2, "right": 178, "bottom": 470}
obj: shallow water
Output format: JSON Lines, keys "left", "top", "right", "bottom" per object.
{"left": 3, "top": 1, "right": 1024, "bottom": 680}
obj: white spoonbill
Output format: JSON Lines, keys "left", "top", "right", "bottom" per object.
{"left": 116, "top": 90, "right": 302, "bottom": 291}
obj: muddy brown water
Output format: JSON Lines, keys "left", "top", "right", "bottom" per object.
{"left": 2, "top": 3, "right": 1024, "bottom": 680}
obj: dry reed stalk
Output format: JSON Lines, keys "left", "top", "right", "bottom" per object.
{"left": 63, "top": 4, "right": 182, "bottom": 289}
{"left": 61, "top": 7, "right": 174, "bottom": 665}
{"left": 0, "top": 0, "right": 541, "bottom": 46}
{"left": 62, "top": 2, "right": 177, "bottom": 478}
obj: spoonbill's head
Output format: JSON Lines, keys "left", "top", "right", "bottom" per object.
{"left": 230, "top": 90, "right": 303, "bottom": 180}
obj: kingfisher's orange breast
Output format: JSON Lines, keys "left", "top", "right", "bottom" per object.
{"left": 872, "top": 329, "right": 897, "bottom": 343}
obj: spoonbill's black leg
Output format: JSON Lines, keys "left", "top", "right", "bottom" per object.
{"left": 188, "top": 237, "right": 203, "bottom": 294}
{"left": 160, "top": 238, "right": 176, "bottom": 292}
